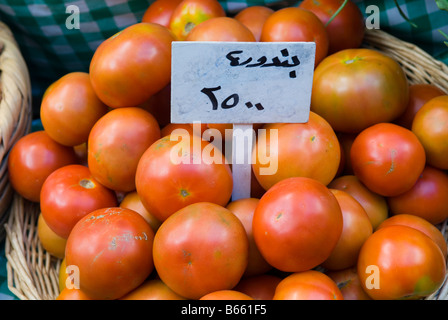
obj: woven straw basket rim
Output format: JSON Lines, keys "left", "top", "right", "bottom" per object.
{"left": 0, "top": 21, "right": 32, "bottom": 244}
{"left": 3, "top": 28, "right": 448, "bottom": 300}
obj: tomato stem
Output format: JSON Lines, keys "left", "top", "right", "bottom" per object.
{"left": 325, "top": 0, "right": 348, "bottom": 27}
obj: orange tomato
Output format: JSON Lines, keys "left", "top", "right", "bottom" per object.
{"left": 119, "top": 191, "right": 162, "bottom": 233}
{"left": 200, "top": 290, "right": 254, "bottom": 300}
{"left": 142, "top": 0, "right": 184, "bottom": 27}
{"left": 37, "top": 213, "right": 66, "bottom": 259}
{"left": 186, "top": 16, "right": 256, "bottom": 42}
{"left": 234, "top": 5, "right": 274, "bottom": 41}
{"left": 119, "top": 279, "right": 187, "bottom": 300}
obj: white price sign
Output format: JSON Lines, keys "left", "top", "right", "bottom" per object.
{"left": 170, "top": 41, "right": 316, "bottom": 200}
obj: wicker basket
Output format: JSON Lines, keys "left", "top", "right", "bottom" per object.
{"left": 0, "top": 22, "right": 32, "bottom": 243}
{"left": 4, "top": 28, "right": 448, "bottom": 300}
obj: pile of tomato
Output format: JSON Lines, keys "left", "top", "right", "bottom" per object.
{"left": 7, "top": 0, "right": 448, "bottom": 300}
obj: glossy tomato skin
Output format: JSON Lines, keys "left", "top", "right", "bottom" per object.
{"left": 119, "top": 279, "right": 187, "bottom": 300}
{"left": 65, "top": 207, "right": 155, "bottom": 300}
{"left": 226, "top": 198, "right": 272, "bottom": 277}
{"left": 387, "top": 166, "right": 448, "bottom": 225}
{"left": 260, "top": 7, "right": 329, "bottom": 67}
{"left": 350, "top": 123, "right": 426, "bottom": 197}
{"left": 119, "top": 191, "right": 162, "bottom": 233}
{"left": 234, "top": 274, "right": 282, "bottom": 300}
{"left": 253, "top": 177, "right": 343, "bottom": 272}
{"left": 169, "top": 0, "right": 225, "bottom": 40}
{"left": 322, "top": 189, "right": 373, "bottom": 271}
{"left": 328, "top": 175, "right": 388, "bottom": 230}
{"left": 358, "top": 225, "right": 446, "bottom": 300}
{"left": 326, "top": 267, "right": 372, "bottom": 300}
{"left": 394, "top": 84, "right": 445, "bottom": 130}
{"left": 234, "top": 6, "right": 274, "bottom": 42}
{"left": 253, "top": 112, "right": 341, "bottom": 191}
{"left": 37, "top": 213, "right": 67, "bottom": 259}
{"left": 412, "top": 95, "right": 448, "bottom": 170}
{"left": 200, "top": 290, "right": 254, "bottom": 300}
{"left": 153, "top": 202, "right": 249, "bottom": 300}
{"left": 142, "top": 0, "right": 184, "bottom": 28}
{"left": 273, "top": 270, "right": 344, "bottom": 300}
{"left": 90, "top": 22, "right": 175, "bottom": 108}
{"left": 40, "top": 72, "right": 108, "bottom": 147}
{"left": 40, "top": 164, "right": 118, "bottom": 239}
{"left": 135, "top": 134, "right": 233, "bottom": 222}
{"left": 87, "top": 107, "right": 161, "bottom": 192}
{"left": 8, "top": 131, "right": 78, "bottom": 202}
{"left": 186, "top": 16, "right": 256, "bottom": 41}
{"left": 311, "top": 49, "right": 409, "bottom": 133}
{"left": 56, "top": 288, "right": 93, "bottom": 300}
{"left": 299, "top": 0, "right": 365, "bottom": 54}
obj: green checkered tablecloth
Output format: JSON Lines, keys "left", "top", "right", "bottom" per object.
{"left": 0, "top": 0, "right": 447, "bottom": 301}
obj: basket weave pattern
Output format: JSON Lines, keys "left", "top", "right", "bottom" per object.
{"left": 4, "top": 28, "right": 448, "bottom": 300}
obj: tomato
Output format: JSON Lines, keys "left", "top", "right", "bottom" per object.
{"left": 350, "top": 123, "right": 426, "bottom": 197}
{"left": 234, "top": 274, "right": 282, "bottom": 300}
{"left": 135, "top": 134, "right": 233, "bottom": 222}
{"left": 321, "top": 189, "right": 373, "bottom": 271}
{"left": 273, "top": 270, "right": 344, "bottom": 300}
{"left": 357, "top": 225, "right": 446, "bottom": 300}
{"left": 253, "top": 177, "right": 343, "bottom": 272}
{"left": 260, "top": 7, "right": 329, "bottom": 67}
{"left": 88, "top": 107, "right": 161, "bottom": 192}
{"left": 336, "top": 132, "right": 357, "bottom": 175}
{"left": 252, "top": 112, "right": 341, "bottom": 191}
{"left": 40, "top": 164, "right": 118, "bottom": 239}
{"left": 8, "top": 131, "right": 78, "bottom": 202}
{"left": 119, "top": 191, "right": 162, "bottom": 233}
{"left": 387, "top": 166, "right": 448, "bottom": 225}
{"left": 186, "top": 16, "right": 256, "bottom": 41}
{"left": 328, "top": 175, "right": 388, "bottom": 230}
{"left": 73, "top": 142, "right": 88, "bottom": 166}
{"left": 65, "top": 207, "right": 155, "bottom": 300}
{"left": 142, "top": 0, "right": 184, "bottom": 28}
{"left": 377, "top": 214, "right": 447, "bottom": 258}
{"left": 90, "top": 22, "right": 175, "bottom": 108}
{"left": 394, "top": 84, "right": 445, "bottom": 130}
{"left": 40, "top": 72, "right": 108, "bottom": 147}
{"left": 226, "top": 198, "right": 272, "bottom": 277}
{"left": 234, "top": 5, "right": 274, "bottom": 42}
{"left": 412, "top": 95, "right": 448, "bottom": 170}
{"left": 326, "top": 267, "right": 372, "bottom": 300}
{"left": 119, "top": 279, "right": 187, "bottom": 300}
{"left": 311, "top": 49, "right": 409, "bottom": 133}
{"left": 153, "top": 202, "right": 249, "bottom": 299}
{"left": 59, "top": 258, "right": 67, "bottom": 293}
{"left": 169, "top": 0, "right": 226, "bottom": 40}
{"left": 56, "top": 288, "right": 93, "bottom": 300}
{"left": 199, "top": 290, "right": 254, "bottom": 300}
{"left": 139, "top": 84, "right": 172, "bottom": 128}
{"left": 299, "top": 0, "right": 365, "bottom": 54}
{"left": 37, "top": 213, "right": 66, "bottom": 259}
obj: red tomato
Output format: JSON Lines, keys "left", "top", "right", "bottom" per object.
{"left": 260, "top": 7, "right": 329, "bottom": 67}
{"left": 40, "top": 164, "right": 118, "bottom": 239}
{"left": 326, "top": 267, "right": 372, "bottom": 300}
{"left": 119, "top": 191, "right": 162, "bottom": 233}
{"left": 65, "top": 207, "right": 155, "bottom": 300}
{"left": 56, "top": 288, "right": 93, "bottom": 300}
{"left": 186, "top": 16, "right": 256, "bottom": 41}
{"left": 142, "top": 0, "right": 184, "bottom": 28}
{"left": 135, "top": 134, "right": 233, "bottom": 222}
{"left": 311, "top": 49, "right": 409, "bottom": 133}
{"left": 200, "top": 290, "right": 254, "bottom": 300}
{"left": 8, "top": 131, "right": 78, "bottom": 202}
{"left": 387, "top": 166, "right": 448, "bottom": 225}
{"left": 412, "top": 95, "right": 448, "bottom": 170}
{"left": 37, "top": 213, "right": 67, "bottom": 259}
{"left": 350, "top": 123, "right": 426, "bottom": 197}
{"left": 321, "top": 189, "right": 373, "bottom": 270}
{"left": 87, "top": 107, "right": 161, "bottom": 192}
{"left": 234, "top": 5, "right": 274, "bottom": 42}
{"left": 119, "top": 279, "right": 186, "bottom": 300}
{"left": 169, "top": 0, "right": 226, "bottom": 40}
{"left": 226, "top": 198, "right": 272, "bottom": 277}
{"left": 328, "top": 175, "right": 388, "bottom": 230}
{"left": 377, "top": 214, "right": 447, "bottom": 259}
{"left": 234, "top": 274, "right": 282, "bottom": 300}
{"left": 252, "top": 112, "right": 341, "bottom": 191}
{"left": 357, "top": 225, "right": 446, "bottom": 300}
{"left": 395, "top": 84, "right": 445, "bottom": 130}
{"left": 273, "top": 270, "right": 344, "bottom": 300}
{"left": 253, "top": 177, "right": 343, "bottom": 272}
{"left": 40, "top": 72, "right": 108, "bottom": 147}
{"left": 299, "top": 0, "right": 365, "bottom": 54}
{"left": 153, "top": 202, "right": 249, "bottom": 299}
{"left": 90, "top": 23, "right": 175, "bottom": 108}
